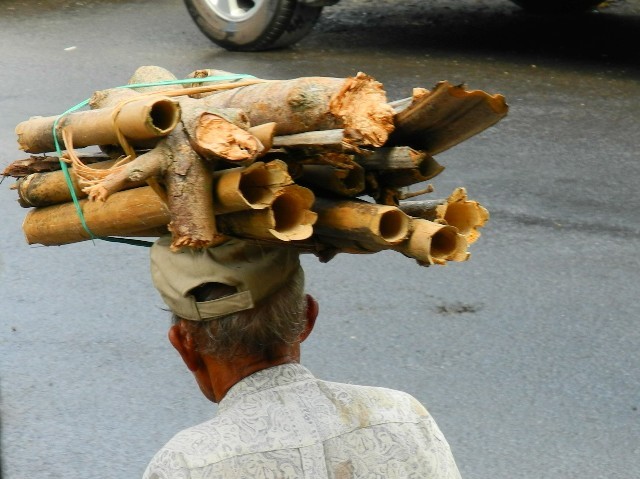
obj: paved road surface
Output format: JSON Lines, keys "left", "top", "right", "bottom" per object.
{"left": 0, "top": 1, "right": 638, "bottom": 477}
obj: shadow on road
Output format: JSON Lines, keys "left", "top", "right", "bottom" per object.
{"left": 309, "top": 2, "right": 640, "bottom": 69}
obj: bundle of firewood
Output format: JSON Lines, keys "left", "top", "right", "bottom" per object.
{"left": 2, "top": 66, "right": 508, "bottom": 266}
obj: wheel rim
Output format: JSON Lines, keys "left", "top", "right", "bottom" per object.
{"left": 201, "top": 0, "right": 265, "bottom": 22}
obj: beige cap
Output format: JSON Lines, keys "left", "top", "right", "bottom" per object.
{"left": 150, "top": 236, "right": 301, "bottom": 321}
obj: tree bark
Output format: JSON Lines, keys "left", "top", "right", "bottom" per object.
{"left": 193, "top": 72, "right": 395, "bottom": 147}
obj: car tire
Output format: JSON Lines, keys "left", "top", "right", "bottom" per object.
{"left": 510, "top": 0, "right": 603, "bottom": 14}
{"left": 184, "top": 0, "right": 323, "bottom": 51}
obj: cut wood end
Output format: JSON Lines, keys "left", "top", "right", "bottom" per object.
{"left": 329, "top": 73, "right": 395, "bottom": 147}
{"left": 196, "top": 113, "right": 263, "bottom": 163}
{"left": 169, "top": 232, "right": 228, "bottom": 251}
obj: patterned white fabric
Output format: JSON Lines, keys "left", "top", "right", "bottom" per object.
{"left": 143, "top": 363, "right": 461, "bottom": 479}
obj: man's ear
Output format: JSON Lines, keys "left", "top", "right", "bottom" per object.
{"left": 299, "top": 294, "right": 318, "bottom": 343}
{"left": 168, "top": 322, "right": 202, "bottom": 372}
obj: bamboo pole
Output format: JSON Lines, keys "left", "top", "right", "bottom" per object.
{"left": 15, "top": 96, "right": 181, "bottom": 153}
{"left": 312, "top": 198, "right": 410, "bottom": 248}
{"left": 22, "top": 186, "right": 171, "bottom": 246}
{"left": 298, "top": 164, "right": 365, "bottom": 197}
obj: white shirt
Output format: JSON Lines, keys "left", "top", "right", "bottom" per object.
{"left": 143, "top": 363, "right": 461, "bottom": 478}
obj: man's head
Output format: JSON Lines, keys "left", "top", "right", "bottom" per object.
{"left": 150, "top": 236, "right": 318, "bottom": 401}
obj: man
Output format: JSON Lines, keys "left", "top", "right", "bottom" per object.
{"left": 144, "top": 235, "right": 461, "bottom": 478}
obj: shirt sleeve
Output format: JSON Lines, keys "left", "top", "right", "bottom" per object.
{"left": 142, "top": 448, "right": 191, "bottom": 479}
{"left": 418, "top": 409, "right": 463, "bottom": 479}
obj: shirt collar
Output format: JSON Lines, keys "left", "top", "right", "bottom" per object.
{"left": 219, "top": 363, "right": 315, "bottom": 411}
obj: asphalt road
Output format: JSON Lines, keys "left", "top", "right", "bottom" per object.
{"left": 1, "top": 1, "right": 639, "bottom": 478}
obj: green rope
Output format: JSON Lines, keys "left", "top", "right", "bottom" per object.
{"left": 52, "top": 73, "right": 256, "bottom": 248}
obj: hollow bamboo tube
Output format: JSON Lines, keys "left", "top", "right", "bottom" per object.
{"left": 298, "top": 164, "right": 365, "bottom": 197}
{"left": 398, "top": 187, "right": 489, "bottom": 244}
{"left": 395, "top": 218, "right": 468, "bottom": 266}
{"left": 213, "top": 160, "right": 293, "bottom": 215}
{"left": 15, "top": 96, "right": 181, "bottom": 153}
{"left": 216, "top": 185, "right": 316, "bottom": 242}
{"left": 312, "top": 198, "right": 410, "bottom": 248}
{"left": 22, "top": 187, "right": 171, "bottom": 246}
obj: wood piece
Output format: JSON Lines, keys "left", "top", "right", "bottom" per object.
{"left": 355, "top": 147, "right": 429, "bottom": 171}
{"left": 15, "top": 96, "right": 181, "bottom": 154}
{"left": 2, "top": 154, "right": 111, "bottom": 177}
{"left": 298, "top": 164, "right": 365, "bottom": 197}
{"left": 194, "top": 72, "right": 395, "bottom": 147}
{"left": 163, "top": 128, "right": 222, "bottom": 249}
{"left": 390, "top": 81, "right": 508, "bottom": 154}
{"left": 312, "top": 198, "right": 410, "bottom": 249}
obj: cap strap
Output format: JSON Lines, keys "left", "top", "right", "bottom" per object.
{"left": 194, "top": 291, "right": 254, "bottom": 321}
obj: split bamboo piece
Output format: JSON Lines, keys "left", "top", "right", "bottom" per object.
{"left": 312, "top": 198, "right": 410, "bottom": 249}
{"left": 212, "top": 160, "right": 293, "bottom": 215}
{"left": 390, "top": 81, "right": 508, "bottom": 155}
{"left": 398, "top": 187, "right": 489, "bottom": 244}
{"left": 15, "top": 96, "right": 181, "bottom": 153}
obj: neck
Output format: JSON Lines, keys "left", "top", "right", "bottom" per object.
{"left": 204, "top": 347, "right": 300, "bottom": 402}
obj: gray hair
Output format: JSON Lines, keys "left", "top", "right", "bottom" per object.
{"left": 174, "top": 267, "right": 306, "bottom": 361}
